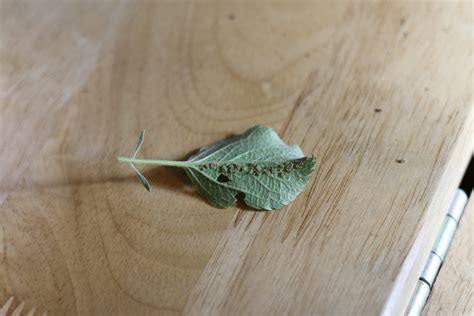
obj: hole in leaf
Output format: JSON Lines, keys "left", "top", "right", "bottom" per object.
{"left": 235, "top": 192, "right": 255, "bottom": 211}
{"left": 217, "top": 174, "right": 230, "bottom": 182}
{"left": 236, "top": 192, "right": 245, "bottom": 200}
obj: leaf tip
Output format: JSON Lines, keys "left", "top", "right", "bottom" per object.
{"left": 130, "top": 163, "right": 151, "bottom": 192}
{"left": 134, "top": 129, "right": 146, "bottom": 158}
{"left": 136, "top": 171, "right": 151, "bottom": 192}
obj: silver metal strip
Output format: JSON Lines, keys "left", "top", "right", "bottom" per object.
{"left": 406, "top": 189, "right": 468, "bottom": 315}
{"left": 419, "top": 252, "right": 442, "bottom": 287}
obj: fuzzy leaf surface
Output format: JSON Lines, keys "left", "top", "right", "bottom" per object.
{"left": 185, "top": 125, "right": 316, "bottom": 210}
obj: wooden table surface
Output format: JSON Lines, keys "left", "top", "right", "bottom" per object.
{"left": 0, "top": 1, "right": 472, "bottom": 315}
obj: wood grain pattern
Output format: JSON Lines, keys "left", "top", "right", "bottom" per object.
{"left": 0, "top": 1, "right": 472, "bottom": 315}
{"left": 425, "top": 194, "right": 474, "bottom": 316}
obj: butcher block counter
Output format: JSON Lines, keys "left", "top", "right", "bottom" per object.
{"left": 0, "top": 1, "right": 472, "bottom": 315}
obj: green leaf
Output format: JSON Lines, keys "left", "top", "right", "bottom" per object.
{"left": 117, "top": 125, "right": 317, "bottom": 210}
{"left": 185, "top": 125, "right": 316, "bottom": 210}
{"left": 130, "top": 163, "right": 151, "bottom": 192}
{"left": 134, "top": 129, "right": 145, "bottom": 158}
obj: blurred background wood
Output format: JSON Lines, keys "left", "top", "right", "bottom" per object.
{"left": 0, "top": 0, "right": 472, "bottom": 315}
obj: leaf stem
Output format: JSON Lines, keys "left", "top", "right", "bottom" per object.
{"left": 117, "top": 156, "right": 195, "bottom": 168}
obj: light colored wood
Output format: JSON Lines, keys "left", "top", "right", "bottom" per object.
{"left": 424, "top": 194, "right": 474, "bottom": 316}
{"left": 0, "top": 1, "right": 472, "bottom": 315}
{"left": 0, "top": 297, "right": 38, "bottom": 316}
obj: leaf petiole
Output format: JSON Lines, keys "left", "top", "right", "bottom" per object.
{"left": 117, "top": 156, "right": 196, "bottom": 168}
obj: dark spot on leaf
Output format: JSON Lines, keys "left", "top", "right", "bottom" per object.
{"left": 396, "top": 159, "right": 406, "bottom": 164}
{"left": 219, "top": 165, "right": 228, "bottom": 173}
{"left": 217, "top": 174, "right": 231, "bottom": 182}
{"left": 375, "top": 108, "right": 382, "bottom": 113}
{"left": 228, "top": 13, "right": 235, "bottom": 20}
